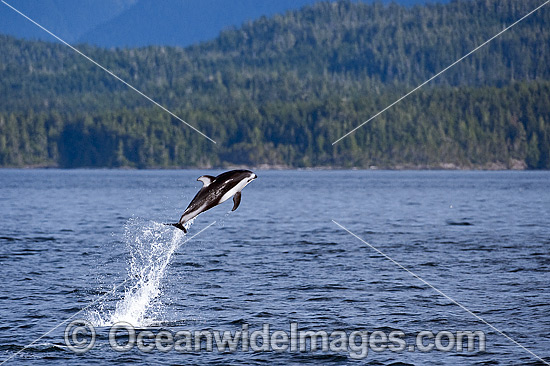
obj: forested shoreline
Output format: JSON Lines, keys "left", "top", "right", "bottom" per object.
{"left": 1, "top": 0, "right": 549, "bottom": 169}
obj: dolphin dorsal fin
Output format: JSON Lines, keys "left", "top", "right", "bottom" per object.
{"left": 197, "top": 175, "right": 215, "bottom": 187}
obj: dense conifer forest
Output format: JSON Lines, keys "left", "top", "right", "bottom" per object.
{"left": 0, "top": 0, "right": 549, "bottom": 168}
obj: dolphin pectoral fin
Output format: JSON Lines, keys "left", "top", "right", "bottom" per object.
{"left": 232, "top": 192, "right": 241, "bottom": 211}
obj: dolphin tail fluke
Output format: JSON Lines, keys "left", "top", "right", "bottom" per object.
{"left": 165, "top": 222, "right": 187, "bottom": 233}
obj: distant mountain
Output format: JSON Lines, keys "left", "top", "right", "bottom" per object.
{"left": 0, "top": 0, "right": 137, "bottom": 43}
{"left": 78, "top": 0, "right": 331, "bottom": 47}
{"left": 0, "top": 0, "right": 548, "bottom": 169}
{"left": 1, "top": 0, "right": 449, "bottom": 47}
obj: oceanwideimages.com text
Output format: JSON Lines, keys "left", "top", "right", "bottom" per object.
{"left": 65, "top": 320, "right": 486, "bottom": 359}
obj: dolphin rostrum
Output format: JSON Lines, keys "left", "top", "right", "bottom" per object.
{"left": 168, "top": 170, "right": 257, "bottom": 232}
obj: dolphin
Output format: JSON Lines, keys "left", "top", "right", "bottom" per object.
{"left": 168, "top": 170, "right": 257, "bottom": 232}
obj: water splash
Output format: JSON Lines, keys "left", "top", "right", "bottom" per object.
{"left": 88, "top": 218, "right": 193, "bottom": 327}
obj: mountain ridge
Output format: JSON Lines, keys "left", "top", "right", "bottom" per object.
{"left": 0, "top": 0, "right": 548, "bottom": 169}
{"left": 0, "top": 0, "right": 137, "bottom": 43}
{"left": 1, "top": 0, "right": 449, "bottom": 48}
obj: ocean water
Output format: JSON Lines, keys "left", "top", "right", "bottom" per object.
{"left": 0, "top": 169, "right": 549, "bottom": 365}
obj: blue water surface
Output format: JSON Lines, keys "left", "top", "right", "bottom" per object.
{"left": 0, "top": 169, "right": 549, "bottom": 365}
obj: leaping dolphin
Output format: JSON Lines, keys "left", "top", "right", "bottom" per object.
{"left": 168, "top": 170, "right": 257, "bottom": 232}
